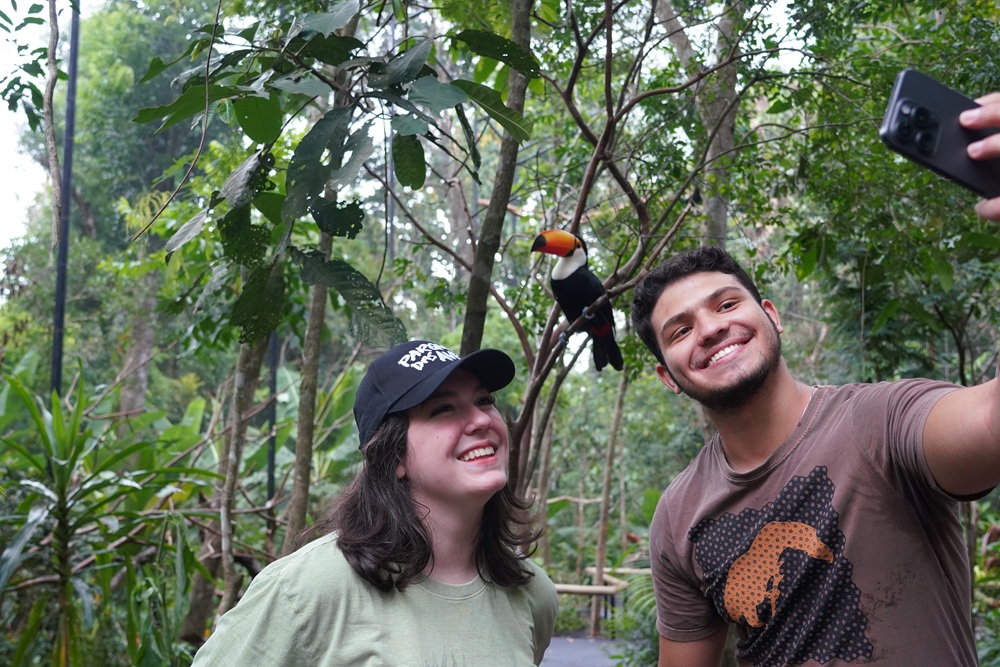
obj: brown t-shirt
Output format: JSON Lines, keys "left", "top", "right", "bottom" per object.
{"left": 650, "top": 380, "right": 981, "bottom": 666}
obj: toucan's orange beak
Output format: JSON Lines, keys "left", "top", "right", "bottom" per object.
{"left": 531, "top": 229, "right": 579, "bottom": 257}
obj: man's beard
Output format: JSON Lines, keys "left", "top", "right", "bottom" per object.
{"left": 671, "top": 321, "right": 782, "bottom": 413}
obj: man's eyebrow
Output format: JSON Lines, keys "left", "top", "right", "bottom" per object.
{"left": 658, "top": 285, "right": 745, "bottom": 338}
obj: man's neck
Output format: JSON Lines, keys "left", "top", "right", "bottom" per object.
{"left": 707, "top": 363, "right": 812, "bottom": 473}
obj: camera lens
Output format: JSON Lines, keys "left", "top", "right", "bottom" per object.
{"left": 897, "top": 118, "right": 915, "bottom": 143}
{"left": 912, "top": 106, "right": 936, "bottom": 129}
{"left": 915, "top": 131, "right": 935, "bottom": 155}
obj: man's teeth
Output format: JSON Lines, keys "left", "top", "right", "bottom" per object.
{"left": 460, "top": 446, "right": 496, "bottom": 462}
{"left": 709, "top": 344, "right": 741, "bottom": 366}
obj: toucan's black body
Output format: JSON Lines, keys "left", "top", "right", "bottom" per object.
{"left": 531, "top": 230, "right": 624, "bottom": 372}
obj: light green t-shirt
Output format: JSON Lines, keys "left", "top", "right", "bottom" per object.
{"left": 192, "top": 532, "right": 558, "bottom": 666}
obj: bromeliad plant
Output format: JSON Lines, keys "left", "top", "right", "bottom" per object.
{"left": 0, "top": 376, "right": 216, "bottom": 666}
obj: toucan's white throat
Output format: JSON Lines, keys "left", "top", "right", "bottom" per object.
{"left": 551, "top": 250, "right": 587, "bottom": 281}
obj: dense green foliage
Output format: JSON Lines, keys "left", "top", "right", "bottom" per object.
{"left": 5, "top": 0, "right": 1000, "bottom": 664}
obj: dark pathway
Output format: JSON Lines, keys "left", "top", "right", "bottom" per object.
{"left": 541, "top": 635, "right": 618, "bottom": 666}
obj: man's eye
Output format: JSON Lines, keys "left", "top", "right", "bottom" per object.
{"left": 671, "top": 326, "right": 690, "bottom": 341}
{"left": 720, "top": 300, "right": 737, "bottom": 311}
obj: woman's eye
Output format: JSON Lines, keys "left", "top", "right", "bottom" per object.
{"left": 429, "top": 404, "right": 454, "bottom": 416}
{"left": 477, "top": 394, "right": 497, "bottom": 407}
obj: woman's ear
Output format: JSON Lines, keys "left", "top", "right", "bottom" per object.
{"left": 396, "top": 459, "right": 407, "bottom": 480}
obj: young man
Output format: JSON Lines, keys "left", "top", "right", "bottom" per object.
{"left": 630, "top": 245, "right": 1000, "bottom": 667}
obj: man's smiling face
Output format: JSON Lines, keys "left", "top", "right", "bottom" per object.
{"left": 651, "top": 271, "right": 783, "bottom": 412}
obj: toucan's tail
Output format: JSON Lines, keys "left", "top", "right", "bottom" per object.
{"left": 593, "top": 335, "right": 624, "bottom": 372}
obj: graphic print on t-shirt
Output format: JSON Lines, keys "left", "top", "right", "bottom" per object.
{"left": 688, "top": 466, "right": 873, "bottom": 667}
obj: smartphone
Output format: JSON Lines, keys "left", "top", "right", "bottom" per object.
{"left": 879, "top": 69, "right": 1000, "bottom": 199}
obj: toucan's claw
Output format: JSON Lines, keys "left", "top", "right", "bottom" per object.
{"left": 583, "top": 306, "right": 596, "bottom": 320}
{"left": 558, "top": 331, "right": 568, "bottom": 347}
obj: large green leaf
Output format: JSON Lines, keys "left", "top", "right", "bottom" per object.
{"left": 0, "top": 352, "right": 39, "bottom": 434}
{"left": 219, "top": 205, "right": 269, "bottom": 268}
{"left": 219, "top": 151, "right": 263, "bottom": 208}
{"left": 296, "top": 34, "right": 365, "bottom": 67}
{"left": 287, "top": 1, "right": 360, "bottom": 40}
{"left": 309, "top": 199, "right": 365, "bottom": 238}
{"left": 11, "top": 599, "right": 46, "bottom": 667}
{"left": 290, "top": 248, "right": 406, "bottom": 346}
{"left": 364, "top": 90, "right": 437, "bottom": 126}
{"left": 454, "top": 103, "right": 481, "bottom": 174}
{"left": 392, "top": 134, "right": 426, "bottom": 189}
{"left": 4, "top": 377, "right": 53, "bottom": 460}
{"left": 871, "top": 297, "right": 902, "bottom": 334}
{"left": 164, "top": 209, "right": 209, "bottom": 255}
{"left": 138, "top": 37, "right": 208, "bottom": 84}
{"left": 133, "top": 84, "right": 244, "bottom": 131}
{"left": 0, "top": 505, "right": 49, "bottom": 592}
{"left": 408, "top": 76, "right": 467, "bottom": 113}
{"left": 270, "top": 73, "right": 331, "bottom": 97}
{"left": 391, "top": 114, "right": 429, "bottom": 136}
{"left": 233, "top": 94, "right": 282, "bottom": 144}
{"left": 451, "top": 79, "right": 532, "bottom": 142}
{"left": 253, "top": 192, "right": 286, "bottom": 227}
{"left": 283, "top": 107, "right": 352, "bottom": 223}
{"left": 369, "top": 39, "right": 432, "bottom": 89}
{"left": 327, "top": 121, "right": 375, "bottom": 190}
{"left": 452, "top": 29, "right": 541, "bottom": 79}
{"left": 230, "top": 261, "right": 286, "bottom": 342}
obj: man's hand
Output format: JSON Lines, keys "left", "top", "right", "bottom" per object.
{"left": 960, "top": 93, "right": 1000, "bottom": 220}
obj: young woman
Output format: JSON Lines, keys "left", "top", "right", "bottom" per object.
{"left": 192, "top": 340, "right": 557, "bottom": 666}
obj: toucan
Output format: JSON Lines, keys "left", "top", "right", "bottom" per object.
{"left": 531, "top": 229, "right": 623, "bottom": 372}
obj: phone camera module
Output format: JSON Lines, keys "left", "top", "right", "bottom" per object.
{"left": 912, "top": 106, "right": 937, "bottom": 129}
{"left": 896, "top": 118, "right": 915, "bottom": 143}
{"left": 915, "top": 131, "right": 936, "bottom": 156}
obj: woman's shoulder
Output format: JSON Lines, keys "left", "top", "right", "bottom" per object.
{"left": 254, "top": 532, "right": 359, "bottom": 593}
{"left": 521, "top": 556, "right": 553, "bottom": 581}
{"left": 516, "top": 557, "right": 558, "bottom": 602}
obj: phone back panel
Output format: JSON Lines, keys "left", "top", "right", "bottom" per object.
{"left": 879, "top": 69, "right": 1000, "bottom": 199}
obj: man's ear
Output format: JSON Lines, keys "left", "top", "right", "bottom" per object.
{"left": 656, "top": 363, "right": 682, "bottom": 395}
{"left": 762, "top": 299, "right": 783, "bottom": 334}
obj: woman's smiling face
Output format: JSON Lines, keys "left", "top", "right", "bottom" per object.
{"left": 399, "top": 369, "right": 509, "bottom": 509}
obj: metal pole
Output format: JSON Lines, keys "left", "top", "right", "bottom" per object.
{"left": 51, "top": 4, "right": 81, "bottom": 397}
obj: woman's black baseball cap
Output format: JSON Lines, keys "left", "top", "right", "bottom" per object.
{"left": 353, "top": 340, "right": 516, "bottom": 448}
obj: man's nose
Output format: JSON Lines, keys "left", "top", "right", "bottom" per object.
{"left": 695, "top": 311, "right": 728, "bottom": 345}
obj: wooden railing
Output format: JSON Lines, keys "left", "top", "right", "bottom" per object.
{"left": 553, "top": 567, "right": 652, "bottom": 636}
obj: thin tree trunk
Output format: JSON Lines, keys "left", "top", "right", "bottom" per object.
{"left": 280, "top": 14, "right": 358, "bottom": 556}
{"left": 589, "top": 372, "right": 628, "bottom": 636}
{"left": 180, "top": 336, "right": 268, "bottom": 642}
{"left": 282, "top": 231, "right": 332, "bottom": 556}
{"left": 118, "top": 271, "right": 158, "bottom": 430}
{"left": 459, "top": 0, "right": 533, "bottom": 356}
{"left": 655, "top": 0, "right": 744, "bottom": 247}
{"left": 535, "top": 418, "right": 556, "bottom": 567}
{"left": 43, "top": 0, "right": 62, "bottom": 250}
{"left": 217, "top": 337, "right": 269, "bottom": 615}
